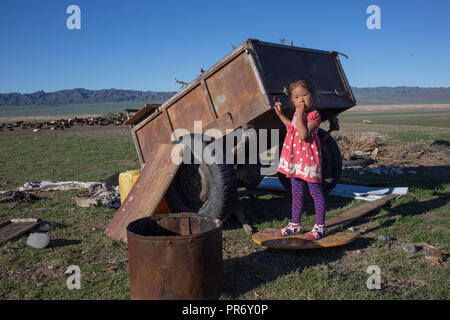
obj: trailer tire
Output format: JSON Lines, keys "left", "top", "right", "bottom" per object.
{"left": 165, "top": 136, "right": 237, "bottom": 221}
{"left": 277, "top": 128, "right": 342, "bottom": 195}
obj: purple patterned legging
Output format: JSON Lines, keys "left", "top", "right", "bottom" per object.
{"left": 291, "top": 177, "right": 326, "bottom": 225}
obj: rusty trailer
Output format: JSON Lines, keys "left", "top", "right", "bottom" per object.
{"left": 108, "top": 39, "right": 356, "bottom": 240}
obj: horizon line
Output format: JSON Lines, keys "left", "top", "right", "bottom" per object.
{"left": 1, "top": 85, "right": 450, "bottom": 95}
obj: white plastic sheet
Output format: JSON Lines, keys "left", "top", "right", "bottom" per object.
{"left": 257, "top": 177, "right": 408, "bottom": 201}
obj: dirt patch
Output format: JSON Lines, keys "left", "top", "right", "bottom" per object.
{"left": 333, "top": 131, "right": 450, "bottom": 168}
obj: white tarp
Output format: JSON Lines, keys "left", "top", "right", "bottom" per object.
{"left": 328, "top": 183, "right": 408, "bottom": 201}
{"left": 257, "top": 177, "right": 408, "bottom": 201}
{"left": 0, "top": 180, "right": 102, "bottom": 194}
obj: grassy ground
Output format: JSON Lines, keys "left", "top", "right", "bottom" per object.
{"left": 0, "top": 117, "right": 449, "bottom": 300}
{"left": 340, "top": 109, "right": 450, "bottom": 128}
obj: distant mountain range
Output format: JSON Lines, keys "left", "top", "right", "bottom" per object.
{"left": 0, "top": 87, "right": 449, "bottom": 106}
{"left": 351, "top": 86, "right": 450, "bottom": 105}
{"left": 0, "top": 89, "right": 176, "bottom": 107}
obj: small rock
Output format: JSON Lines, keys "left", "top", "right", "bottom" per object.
{"left": 356, "top": 249, "right": 361, "bottom": 254}
{"left": 378, "top": 235, "right": 390, "bottom": 242}
{"left": 401, "top": 242, "right": 417, "bottom": 253}
{"left": 27, "top": 233, "right": 51, "bottom": 249}
{"left": 347, "top": 227, "right": 355, "bottom": 232}
{"left": 38, "top": 223, "right": 50, "bottom": 232}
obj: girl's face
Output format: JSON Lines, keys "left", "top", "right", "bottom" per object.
{"left": 290, "top": 85, "right": 312, "bottom": 111}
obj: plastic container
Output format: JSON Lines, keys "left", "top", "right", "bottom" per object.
{"left": 119, "top": 169, "right": 141, "bottom": 204}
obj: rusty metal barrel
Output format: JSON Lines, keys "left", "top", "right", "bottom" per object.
{"left": 126, "top": 213, "right": 223, "bottom": 300}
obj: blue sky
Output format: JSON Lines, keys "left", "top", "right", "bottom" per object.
{"left": 1, "top": 0, "right": 449, "bottom": 93}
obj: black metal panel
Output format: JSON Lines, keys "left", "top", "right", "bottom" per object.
{"left": 250, "top": 40, "right": 355, "bottom": 110}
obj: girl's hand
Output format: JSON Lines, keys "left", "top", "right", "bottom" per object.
{"left": 296, "top": 102, "right": 306, "bottom": 114}
{"left": 274, "top": 101, "right": 283, "bottom": 117}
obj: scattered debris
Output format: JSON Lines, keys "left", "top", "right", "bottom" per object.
{"left": 426, "top": 249, "right": 447, "bottom": 265}
{"left": 0, "top": 113, "right": 128, "bottom": 132}
{"left": 0, "top": 180, "right": 102, "bottom": 195}
{"left": 333, "top": 132, "right": 385, "bottom": 162}
{"left": 26, "top": 232, "right": 51, "bottom": 249}
{"left": 356, "top": 166, "right": 407, "bottom": 176}
{"left": 0, "top": 191, "right": 41, "bottom": 210}
{"left": 401, "top": 243, "right": 417, "bottom": 254}
{"left": 377, "top": 234, "right": 390, "bottom": 242}
{"left": 234, "top": 211, "right": 253, "bottom": 235}
{"left": 343, "top": 156, "right": 374, "bottom": 167}
{"left": 74, "top": 184, "right": 120, "bottom": 209}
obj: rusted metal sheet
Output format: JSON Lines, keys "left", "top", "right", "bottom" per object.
{"left": 104, "top": 143, "right": 185, "bottom": 242}
{"left": 205, "top": 52, "right": 267, "bottom": 118}
{"left": 166, "top": 84, "right": 216, "bottom": 135}
{"left": 134, "top": 113, "right": 173, "bottom": 163}
{"left": 127, "top": 213, "right": 222, "bottom": 300}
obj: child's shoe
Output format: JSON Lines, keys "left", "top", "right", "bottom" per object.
{"left": 278, "top": 222, "right": 304, "bottom": 236}
{"left": 306, "top": 224, "right": 327, "bottom": 240}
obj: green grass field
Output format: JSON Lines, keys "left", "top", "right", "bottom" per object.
{"left": 340, "top": 109, "right": 450, "bottom": 128}
{"left": 0, "top": 116, "right": 449, "bottom": 300}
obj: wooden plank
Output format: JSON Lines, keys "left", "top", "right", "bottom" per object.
{"left": 123, "top": 104, "right": 160, "bottom": 126}
{"left": 0, "top": 219, "right": 40, "bottom": 244}
{"left": 256, "top": 232, "right": 360, "bottom": 250}
{"left": 324, "top": 193, "right": 397, "bottom": 233}
{"left": 104, "top": 143, "right": 185, "bottom": 242}
{"left": 252, "top": 194, "right": 397, "bottom": 250}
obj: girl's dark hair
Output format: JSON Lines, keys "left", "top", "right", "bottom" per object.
{"left": 284, "top": 78, "right": 316, "bottom": 100}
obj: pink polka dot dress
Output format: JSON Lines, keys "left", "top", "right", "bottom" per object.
{"left": 278, "top": 110, "right": 322, "bottom": 183}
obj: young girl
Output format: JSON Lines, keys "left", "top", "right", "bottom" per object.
{"left": 274, "top": 78, "right": 327, "bottom": 240}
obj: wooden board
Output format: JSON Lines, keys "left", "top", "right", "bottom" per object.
{"left": 252, "top": 194, "right": 397, "bottom": 250}
{"left": 0, "top": 218, "right": 40, "bottom": 244}
{"left": 123, "top": 104, "right": 160, "bottom": 126}
{"left": 104, "top": 143, "right": 184, "bottom": 242}
{"left": 252, "top": 229, "right": 359, "bottom": 249}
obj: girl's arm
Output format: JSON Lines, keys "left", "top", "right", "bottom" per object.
{"left": 274, "top": 102, "right": 291, "bottom": 127}
{"left": 296, "top": 105, "right": 317, "bottom": 140}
